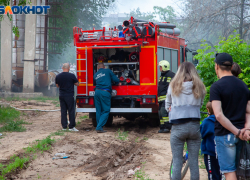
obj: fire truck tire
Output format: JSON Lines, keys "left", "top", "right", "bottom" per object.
{"left": 147, "top": 113, "right": 160, "bottom": 127}
{"left": 105, "top": 115, "right": 113, "bottom": 127}
{"left": 148, "top": 118, "right": 160, "bottom": 127}
{"left": 92, "top": 117, "right": 97, "bottom": 127}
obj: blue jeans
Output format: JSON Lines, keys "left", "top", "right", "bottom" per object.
{"left": 94, "top": 89, "right": 111, "bottom": 131}
{"left": 215, "top": 133, "right": 243, "bottom": 174}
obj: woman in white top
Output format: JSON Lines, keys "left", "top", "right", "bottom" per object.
{"left": 166, "top": 62, "right": 206, "bottom": 180}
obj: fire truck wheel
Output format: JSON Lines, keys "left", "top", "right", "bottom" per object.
{"left": 105, "top": 115, "right": 113, "bottom": 127}
{"left": 148, "top": 118, "right": 160, "bottom": 127}
{"left": 92, "top": 117, "right": 97, "bottom": 127}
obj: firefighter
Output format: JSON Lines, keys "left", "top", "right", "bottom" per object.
{"left": 94, "top": 63, "right": 121, "bottom": 133}
{"left": 158, "top": 60, "right": 175, "bottom": 133}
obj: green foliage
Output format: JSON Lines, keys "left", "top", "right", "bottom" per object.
{"left": 135, "top": 137, "right": 140, "bottom": 143}
{"left": 25, "top": 136, "right": 55, "bottom": 153}
{"left": 0, "top": 135, "right": 55, "bottom": 179}
{"left": 116, "top": 129, "right": 129, "bottom": 141}
{"left": 0, "top": 119, "right": 28, "bottom": 132}
{"left": 50, "top": 130, "right": 65, "bottom": 136}
{"left": 12, "top": 25, "right": 19, "bottom": 37}
{"left": 0, "top": 156, "right": 29, "bottom": 179}
{"left": 126, "top": 7, "right": 156, "bottom": 21}
{"left": 37, "top": 173, "right": 41, "bottom": 179}
{"left": 80, "top": 115, "right": 88, "bottom": 120}
{"left": 196, "top": 34, "right": 250, "bottom": 118}
{"left": 0, "top": 107, "right": 20, "bottom": 124}
{"left": 153, "top": 6, "right": 176, "bottom": 23}
{"left": 134, "top": 166, "right": 153, "bottom": 180}
{"left": 0, "top": 107, "right": 28, "bottom": 132}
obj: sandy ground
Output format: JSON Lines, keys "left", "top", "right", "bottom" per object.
{"left": 0, "top": 99, "right": 207, "bottom": 180}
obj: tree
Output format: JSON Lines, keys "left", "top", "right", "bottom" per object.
{"left": 175, "top": 0, "right": 250, "bottom": 50}
{"left": 126, "top": 8, "right": 156, "bottom": 22}
{"left": 48, "top": 0, "right": 116, "bottom": 69}
{"left": 153, "top": 6, "right": 176, "bottom": 23}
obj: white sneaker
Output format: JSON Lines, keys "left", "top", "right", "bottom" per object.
{"left": 69, "top": 127, "right": 79, "bottom": 132}
{"left": 62, "top": 129, "right": 67, "bottom": 131}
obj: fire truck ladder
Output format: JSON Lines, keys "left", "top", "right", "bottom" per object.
{"left": 76, "top": 47, "right": 88, "bottom": 96}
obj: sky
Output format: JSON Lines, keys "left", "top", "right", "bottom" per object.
{"left": 110, "top": 0, "right": 182, "bottom": 14}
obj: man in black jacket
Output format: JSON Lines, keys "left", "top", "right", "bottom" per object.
{"left": 158, "top": 60, "right": 175, "bottom": 133}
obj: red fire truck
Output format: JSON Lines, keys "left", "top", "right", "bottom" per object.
{"left": 73, "top": 17, "right": 194, "bottom": 127}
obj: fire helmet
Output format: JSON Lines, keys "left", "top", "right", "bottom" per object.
{"left": 159, "top": 60, "right": 170, "bottom": 71}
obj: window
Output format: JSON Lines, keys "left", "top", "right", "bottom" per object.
{"left": 180, "top": 46, "right": 184, "bottom": 63}
{"left": 158, "top": 47, "right": 178, "bottom": 73}
{"left": 172, "top": 50, "right": 178, "bottom": 73}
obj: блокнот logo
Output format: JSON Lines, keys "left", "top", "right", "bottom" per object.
{"left": 0, "top": 6, "right": 50, "bottom": 14}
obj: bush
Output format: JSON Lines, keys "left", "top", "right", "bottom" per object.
{"left": 195, "top": 33, "right": 250, "bottom": 115}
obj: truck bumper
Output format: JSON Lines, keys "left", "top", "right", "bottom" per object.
{"left": 76, "top": 108, "right": 152, "bottom": 113}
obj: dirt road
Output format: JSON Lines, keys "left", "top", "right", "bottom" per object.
{"left": 0, "top": 100, "right": 207, "bottom": 180}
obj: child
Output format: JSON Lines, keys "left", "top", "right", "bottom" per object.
{"left": 200, "top": 102, "right": 221, "bottom": 180}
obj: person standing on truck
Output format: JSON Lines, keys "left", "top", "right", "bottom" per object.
{"left": 158, "top": 60, "right": 175, "bottom": 133}
{"left": 94, "top": 63, "right": 120, "bottom": 133}
{"left": 56, "top": 63, "right": 79, "bottom": 131}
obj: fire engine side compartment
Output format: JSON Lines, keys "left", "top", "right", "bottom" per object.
{"left": 76, "top": 44, "right": 158, "bottom": 118}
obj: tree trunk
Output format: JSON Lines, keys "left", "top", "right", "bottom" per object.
{"left": 239, "top": 0, "right": 245, "bottom": 39}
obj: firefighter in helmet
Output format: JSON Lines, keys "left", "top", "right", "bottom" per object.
{"left": 158, "top": 60, "right": 175, "bottom": 133}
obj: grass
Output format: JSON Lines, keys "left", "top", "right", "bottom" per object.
{"left": 50, "top": 130, "right": 65, "bottom": 136}
{"left": 135, "top": 137, "right": 140, "bottom": 143}
{"left": 25, "top": 136, "right": 55, "bottom": 154}
{"left": 134, "top": 164, "right": 153, "bottom": 180}
{"left": 0, "top": 156, "right": 30, "bottom": 180}
{"left": 142, "top": 137, "right": 148, "bottom": 141}
{"left": 0, "top": 107, "right": 20, "bottom": 124}
{"left": 0, "top": 120, "right": 28, "bottom": 132}
{"left": 198, "top": 150, "right": 206, "bottom": 169}
{"left": 116, "top": 129, "right": 129, "bottom": 141}
{"left": 0, "top": 135, "right": 56, "bottom": 180}
{"left": 37, "top": 173, "right": 41, "bottom": 179}
{"left": 0, "top": 107, "right": 30, "bottom": 133}
{"left": 79, "top": 115, "right": 88, "bottom": 120}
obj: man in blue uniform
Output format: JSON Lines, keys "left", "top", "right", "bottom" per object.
{"left": 94, "top": 63, "right": 120, "bottom": 133}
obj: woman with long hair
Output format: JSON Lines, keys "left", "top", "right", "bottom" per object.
{"left": 166, "top": 62, "right": 206, "bottom": 180}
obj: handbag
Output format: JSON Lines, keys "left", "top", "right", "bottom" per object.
{"left": 237, "top": 141, "right": 250, "bottom": 180}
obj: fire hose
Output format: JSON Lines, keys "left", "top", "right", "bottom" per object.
{"left": 10, "top": 105, "right": 60, "bottom": 112}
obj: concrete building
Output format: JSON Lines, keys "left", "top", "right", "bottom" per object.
{"left": 0, "top": 0, "right": 48, "bottom": 93}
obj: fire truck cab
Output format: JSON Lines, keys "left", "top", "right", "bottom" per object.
{"left": 73, "top": 17, "right": 194, "bottom": 127}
